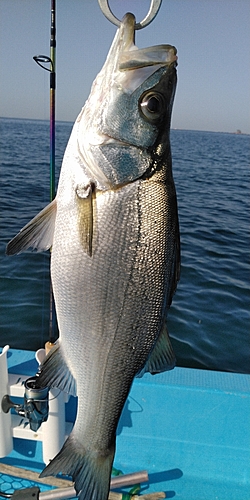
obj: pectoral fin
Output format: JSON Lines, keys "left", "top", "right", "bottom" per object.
{"left": 76, "top": 183, "right": 94, "bottom": 257}
{"left": 6, "top": 199, "right": 57, "bottom": 255}
{"left": 137, "top": 321, "right": 176, "bottom": 378}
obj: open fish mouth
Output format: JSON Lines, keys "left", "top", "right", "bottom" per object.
{"left": 117, "top": 13, "right": 177, "bottom": 72}
{"left": 115, "top": 13, "right": 177, "bottom": 94}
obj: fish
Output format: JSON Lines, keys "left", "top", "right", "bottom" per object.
{"left": 6, "top": 13, "right": 180, "bottom": 500}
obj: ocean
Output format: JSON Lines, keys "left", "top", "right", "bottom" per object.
{"left": 0, "top": 117, "right": 249, "bottom": 374}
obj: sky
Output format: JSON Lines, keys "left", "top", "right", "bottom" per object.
{"left": 0, "top": 0, "right": 249, "bottom": 134}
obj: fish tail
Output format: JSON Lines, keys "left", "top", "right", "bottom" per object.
{"left": 40, "top": 432, "right": 115, "bottom": 500}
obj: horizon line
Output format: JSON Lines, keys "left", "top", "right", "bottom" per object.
{"left": 0, "top": 116, "right": 249, "bottom": 136}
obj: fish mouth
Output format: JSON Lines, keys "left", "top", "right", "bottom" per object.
{"left": 118, "top": 13, "right": 177, "bottom": 72}
{"left": 113, "top": 14, "right": 178, "bottom": 94}
{"left": 113, "top": 13, "right": 177, "bottom": 94}
{"left": 93, "top": 12, "right": 177, "bottom": 96}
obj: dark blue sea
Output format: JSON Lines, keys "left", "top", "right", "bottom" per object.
{"left": 0, "top": 117, "right": 249, "bottom": 373}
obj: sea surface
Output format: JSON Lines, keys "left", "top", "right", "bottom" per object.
{"left": 0, "top": 117, "right": 249, "bottom": 373}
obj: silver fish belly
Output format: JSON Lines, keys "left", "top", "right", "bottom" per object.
{"left": 6, "top": 13, "right": 180, "bottom": 500}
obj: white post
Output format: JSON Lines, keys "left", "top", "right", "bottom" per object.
{"left": 42, "top": 387, "right": 66, "bottom": 464}
{"left": 36, "top": 348, "right": 66, "bottom": 465}
{"left": 0, "top": 345, "right": 13, "bottom": 457}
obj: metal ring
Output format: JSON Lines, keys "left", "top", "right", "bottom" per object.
{"left": 98, "top": 0, "right": 162, "bottom": 30}
{"left": 33, "top": 55, "right": 54, "bottom": 72}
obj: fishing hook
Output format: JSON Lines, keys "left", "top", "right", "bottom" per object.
{"left": 98, "top": 0, "right": 162, "bottom": 29}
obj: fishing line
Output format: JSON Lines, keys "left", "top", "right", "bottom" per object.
{"left": 25, "top": 390, "right": 62, "bottom": 404}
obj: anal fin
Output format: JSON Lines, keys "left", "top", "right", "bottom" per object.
{"left": 137, "top": 321, "right": 176, "bottom": 378}
{"left": 37, "top": 343, "right": 76, "bottom": 396}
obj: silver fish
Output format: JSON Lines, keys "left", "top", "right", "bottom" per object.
{"left": 6, "top": 13, "right": 180, "bottom": 500}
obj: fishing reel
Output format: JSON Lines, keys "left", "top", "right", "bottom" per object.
{"left": 1, "top": 377, "right": 49, "bottom": 432}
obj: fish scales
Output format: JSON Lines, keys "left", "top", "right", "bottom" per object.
{"left": 6, "top": 13, "right": 179, "bottom": 500}
{"left": 51, "top": 177, "right": 177, "bottom": 483}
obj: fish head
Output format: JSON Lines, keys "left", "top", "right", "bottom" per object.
{"left": 77, "top": 13, "right": 177, "bottom": 189}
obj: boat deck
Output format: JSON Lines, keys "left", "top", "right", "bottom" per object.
{"left": 0, "top": 348, "right": 249, "bottom": 499}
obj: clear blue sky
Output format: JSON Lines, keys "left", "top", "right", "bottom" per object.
{"left": 0, "top": 0, "right": 249, "bottom": 133}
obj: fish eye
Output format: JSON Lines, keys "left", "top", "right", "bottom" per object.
{"left": 139, "top": 91, "right": 165, "bottom": 122}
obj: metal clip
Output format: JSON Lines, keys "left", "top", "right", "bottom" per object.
{"left": 98, "top": 0, "right": 162, "bottom": 29}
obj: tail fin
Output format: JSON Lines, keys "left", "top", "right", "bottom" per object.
{"left": 40, "top": 432, "right": 115, "bottom": 500}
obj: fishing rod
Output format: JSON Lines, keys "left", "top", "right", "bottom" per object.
{"left": 2, "top": 3, "right": 59, "bottom": 451}
{"left": 33, "top": 0, "right": 58, "bottom": 345}
{"left": 33, "top": 0, "right": 56, "bottom": 201}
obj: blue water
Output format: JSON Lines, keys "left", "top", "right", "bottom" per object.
{"left": 0, "top": 117, "right": 249, "bottom": 373}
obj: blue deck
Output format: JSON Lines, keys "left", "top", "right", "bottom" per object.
{"left": 1, "top": 348, "right": 250, "bottom": 499}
